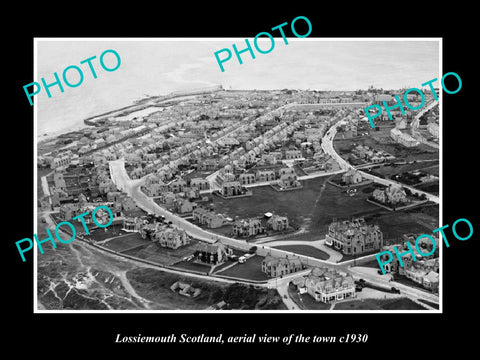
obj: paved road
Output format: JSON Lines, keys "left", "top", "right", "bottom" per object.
{"left": 348, "top": 266, "right": 439, "bottom": 305}
{"left": 108, "top": 141, "right": 440, "bottom": 308}
{"left": 321, "top": 118, "right": 439, "bottom": 204}
{"left": 411, "top": 100, "right": 439, "bottom": 149}
{"left": 110, "top": 159, "right": 343, "bottom": 267}
{"left": 255, "top": 238, "right": 344, "bottom": 263}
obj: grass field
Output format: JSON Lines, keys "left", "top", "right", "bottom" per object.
{"left": 369, "top": 161, "right": 439, "bottom": 179}
{"left": 171, "top": 260, "right": 212, "bottom": 274}
{"left": 216, "top": 256, "right": 269, "bottom": 281}
{"left": 127, "top": 266, "right": 287, "bottom": 310}
{"left": 203, "top": 177, "right": 438, "bottom": 243}
{"left": 273, "top": 245, "right": 329, "bottom": 260}
{"left": 125, "top": 268, "right": 226, "bottom": 310}
{"left": 333, "top": 297, "right": 427, "bottom": 310}
{"left": 101, "top": 232, "right": 151, "bottom": 252}
{"left": 123, "top": 240, "right": 200, "bottom": 266}
{"left": 334, "top": 126, "right": 439, "bottom": 163}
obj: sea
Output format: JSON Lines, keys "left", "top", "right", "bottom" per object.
{"left": 36, "top": 39, "right": 440, "bottom": 142}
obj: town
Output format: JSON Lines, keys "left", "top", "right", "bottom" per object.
{"left": 36, "top": 83, "right": 440, "bottom": 311}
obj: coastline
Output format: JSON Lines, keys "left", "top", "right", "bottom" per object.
{"left": 37, "top": 85, "right": 224, "bottom": 145}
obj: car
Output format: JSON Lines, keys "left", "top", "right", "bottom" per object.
{"left": 390, "top": 287, "right": 400, "bottom": 294}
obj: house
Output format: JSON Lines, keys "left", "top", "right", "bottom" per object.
{"left": 422, "top": 271, "right": 439, "bottom": 292}
{"left": 142, "top": 182, "right": 168, "bottom": 197}
{"left": 372, "top": 185, "right": 407, "bottom": 205}
{"left": 278, "top": 174, "right": 301, "bottom": 189}
{"left": 325, "top": 217, "right": 383, "bottom": 255}
{"left": 427, "top": 122, "right": 439, "bottom": 138}
{"left": 174, "top": 198, "right": 197, "bottom": 214}
{"left": 261, "top": 255, "right": 303, "bottom": 277}
{"left": 256, "top": 170, "right": 276, "bottom": 183}
{"left": 390, "top": 128, "right": 419, "bottom": 147}
{"left": 192, "top": 207, "right": 229, "bottom": 228}
{"left": 118, "top": 195, "right": 136, "bottom": 212}
{"left": 301, "top": 267, "right": 355, "bottom": 303}
{"left": 183, "top": 187, "right": 200, "bottom": 200}
{"left": 285, "top": 150, "right": 302, "bottom": 160}
{"left": 50, "top": 151, "right": 72, "bottom": 169}
{"left": 278, "top": 167, "right": 296, "bottom": 177}
{"left": 153, "top": 228, "right": 190, "bottom": 249}
{"left": 342, "top": 170, "right": 363, "bottom": 185}
{"left": 159, "top": 191, "right": 176, "bottom": 205}
{"left": 60, "top": 203, "right": 80, "bottom": 220}
{"left": 232, "top": 218, "right": 265, "bottom": 237}
{"left": 122, "top": 216, "right": 142, "bottom": 232}
{"left": 53, "top": 172, "right": 66, "bottom": 191}
{"left": 98, "top": 179, "right": 117, "bottom": 194}
{"left": 261, "top": 153, "right": 280, "bottom": 165}
{"left": 169, "top": 179, "right": 187, "bottom": 193}
{"left": 193, "top": 242, "right": 232, "bottom": 265}
{"left": 190, "top": 178, "right": 210, "bottom": 191}
{"left": 238, "top": 173, "right": 256, "bottom": 185}
{"left": 199, "top": 159, "right": 217, "bottom": 171}
{"left": 266, "top": 215, "right": 289, "bottom": 231}
{"left": 221, "top": 181, "right": 243, "bottom": 197}
{"left": 107, "top": 191, "right": 123, "bottom": 203}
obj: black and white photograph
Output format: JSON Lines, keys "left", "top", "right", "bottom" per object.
{"left": 34, "top": 38, "right": 442, "bottom": 313}
{"left": 6, "top": 6, "right": 476, "bottom": 354}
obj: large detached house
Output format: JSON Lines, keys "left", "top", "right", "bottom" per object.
{"left": 232, "top": 218, "right": 265, "bottom": 237}
{"left": 325, "top": 217, "right": 383, "bottom": 255}
{"left": 153, "top": 228, "right": 190, "bottom": 249}
{"left": 261, "top": 256, "right": 303, "bottom": 277}
{"left": 294, "top": 267, "right": 355, "bottom": 303}
{"left": 193, "top": 242, "right": 232, "bottom": 265}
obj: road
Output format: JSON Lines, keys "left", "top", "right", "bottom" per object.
{"left": 410, "top": 100, "right": 439, "bottom": 149}
{"left": 321, "top": 118, "right": 439, "bottom": 204}
{"left": 108, "top": 113, "right": 441, "bottom": 309}
{"left": 109, "top": 158, "right": 344, "bottom": 269}
{"left": 109, "top": 158, "right": 439, "bottom": 307}
{"left": 348, "top": 266, "right": 439, "bottom": 306}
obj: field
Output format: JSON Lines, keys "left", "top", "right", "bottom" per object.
{"left": 334, "top": 127, "right": 438, "bottom": 162}
{"left": 273, "top": 245, "right": 329, "bottom": 260}
{"left": 333, "top": 297, "right": 427, "bottom": 310}
{"left": 368, "top": 161, "right": 439, "bottom": 179}
{"left": 216, "top": 256, "right": 269, "bottom": 281}
{"left": 204, "top": 177, "right": 438, "bottom": 243}
{"left": 101, "top": 232, "right": 151, "bottom": 252}
{"left": 122, "top": 240, "right": 200, "bottom": 266}
{"left": 170, "top": 260, "right": 212, "bottom": 274}
{"left": 126, "top": 268, "right": 286, "bottom": 310}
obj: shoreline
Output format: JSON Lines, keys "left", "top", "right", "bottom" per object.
{"left": 37, "top": 85, "right": 225, "bottom": 144}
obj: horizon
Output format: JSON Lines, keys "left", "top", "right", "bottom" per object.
{"left": 36, "top": 39, "right": 440, "bottom": 139}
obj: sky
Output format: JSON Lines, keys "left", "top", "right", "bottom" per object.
{"left": 35, "top": 38, "right": 440, "bottom": 139}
